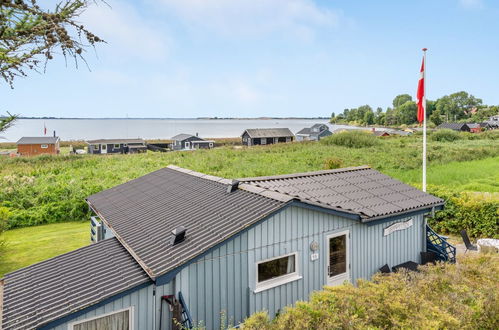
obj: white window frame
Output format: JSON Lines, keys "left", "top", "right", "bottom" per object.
{"left": 67, "top": 306, "right": 134, "bottom": 330}
{"left": 93, "top": 144, "right": 99, "bottom": 150}
{"left": 114, "top": 144, "right": 121, "bottom": 149}
{"left": 326, "top": 230, "right": 350, "bottom": 286}
{"left": 209, "top": 142, "right": 213, "bottom": 148}
{"left": 40, "top": 144, "right": 48, "bottom": 149}
{"left": 185, "top": 141, "right": 190, "bottom": 149}
{"left": 254, "top": 252, "right": 301, "bottom": 293}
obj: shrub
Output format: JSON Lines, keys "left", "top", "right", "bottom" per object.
{"left": 321, "top": 131, "right": 379, "bottom": 148}
{"left": 323, "top": 157, "right": 343, "bottom": 169}
{"left": 482, "top": 130, "right": 499, "bottom": 140}
{"left": 431, "top": 129, "right": 461, "bottom": 142}
{"left": 428, "top": 187, "right": 499, "bottom": 238}
{"left": 241, "top": 254, "right": 499, "bottom": 329}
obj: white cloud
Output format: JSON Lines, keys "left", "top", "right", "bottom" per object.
{"left": 157, "top": 0, "right": 341, "bottom": 39}
{"left": 81, "top": 2, "right": 171, "bottom": 61}
{"left": 459, "top": 0, "right": 484, "bottom": 9}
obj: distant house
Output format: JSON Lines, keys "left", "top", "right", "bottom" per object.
{"left": 171, "top": 134, "right": 214, "bottom": 151}
{"left": 241, "top": 128, "right": 294, "bottom": 146}
{"left": 16, "top": 136, "right": 60, "bottom": 156}
{"left": 489, "top": 115, "right": 499, "bottom": 122}
{"left": 87, "top": 138, "right": 147, "bottom": 154}
{"left": 480, "top": 121, "right": 499, "bottom": 130}
{"left": 437, "top": 123, "right": 471, "bottom": 132}
{"left": 466, "top": 123, "right": 481, "bottom": 133}
{"left": 373, "top": 130, "right": 390, "bottom": 137}
{"left": 1, "top": 165, "right": 455, "bottom": 330}
{"left": 296, "top": 124, "right": 332, "bottom": 141}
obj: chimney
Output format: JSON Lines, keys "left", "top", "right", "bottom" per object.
{"left": 196, "top": 132, "right": 199, "bottom": 137}
{"left": 53, "top": 130, "right": 56, "bottom": 137}
{"left": 227, "top": 179, "right": 240, "bottom": 193}
{"left": 171, "top": 226, "right": 186, "bottom": 246}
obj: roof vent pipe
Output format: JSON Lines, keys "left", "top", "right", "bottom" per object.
{"left": 171, "top": 226, "right": 186, "bottom": 246}
{"left": 227, "top": 180, "right": 240, "bottom": 193}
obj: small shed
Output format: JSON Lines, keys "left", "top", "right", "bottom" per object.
{"left": 296, "top": 124, "right": 332, "bottom": 141}
{"left": 171, "top": 134, "right": 214, "bottom": 151}
{"left": 241, "top": 128, "right": 294, "bottom": 146}
{"left": 16, "top": 136, "right": 60, "bottom": 156}
{"left": 86, "top": 139, "right": 147, "bottom": 154}
{"left": 373, "top": 130, "right": 390, "bottom": 137}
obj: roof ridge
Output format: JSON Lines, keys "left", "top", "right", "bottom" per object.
{"left": 238, "top": 165, "right": 371, "bottom": 182}
{"left": 166, "top": 165, "right": 233, "bottom": 185}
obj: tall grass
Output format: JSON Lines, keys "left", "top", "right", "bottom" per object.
{"left": 1, "top": 136, "right": 498, "bottom": 229}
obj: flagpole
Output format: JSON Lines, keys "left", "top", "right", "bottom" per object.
{"left": 422, "top": 48, "right": 427, "bottom": 192}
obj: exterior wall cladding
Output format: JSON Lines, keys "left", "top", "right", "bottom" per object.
{"left": 49, "top": 206, "right": 424, "bottom": 330}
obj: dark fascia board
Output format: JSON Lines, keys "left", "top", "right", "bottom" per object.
{"left": 38, "top": 281, "right": 151, "bottom": 330}
{"left": 155, "top": 202, "right": 292, "bottom": 286}
{"left": 364, "top": 204, "right": 444, "bottom": 227}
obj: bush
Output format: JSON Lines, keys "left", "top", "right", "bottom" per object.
{"left": 428, "top": 187, "right": 499, "bottom": 238}
{"left": 321, "top": 131, "right": 379, "bottom": 148}
{"left": 431, "top": 129, "right": 461, "bottom": 142}
{"left": 323, "top": 157, "right": 343, "bottom": 169}
{"left": 241, "top": 254, "right": 499, "bottom": 329}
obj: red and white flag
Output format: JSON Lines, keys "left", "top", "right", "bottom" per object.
{"left": 416, "top": 56, "right": 425, "bottom": 123}
{"left": 44, "top": 123, "right": 47, "bottom": 135}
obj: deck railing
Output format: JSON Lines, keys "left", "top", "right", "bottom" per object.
{"left": 426, "top": 224, "right": 456, "bottom": 263}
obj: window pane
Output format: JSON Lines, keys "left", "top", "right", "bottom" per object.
{"left": 329, "top": 235, "right": 346, "bottom": 277}
{"left": 258, "top": 255, "right": 295, "bottom": 282}
{"left": 73, "top": 310, "right": 129, "bottom": 330}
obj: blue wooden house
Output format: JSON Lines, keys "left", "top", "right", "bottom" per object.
{"left": 295, "top": 124, "right": 332, "bottom": 141}
{"left": 1, "top": 166, "right": 455, "bottom": 330}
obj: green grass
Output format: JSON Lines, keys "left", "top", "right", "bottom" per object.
{"left": 0, "top": 222, "right": 89, "bottom": 277}
{"left": 387, "top": 156, "right": 499, "bottom": 192}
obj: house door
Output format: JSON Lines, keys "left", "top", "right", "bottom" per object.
{"left": 326, "top": 230, "right": 350, "bottom": 286}
{"left": 101, "top": 144, "right": 107, "bottom": 154}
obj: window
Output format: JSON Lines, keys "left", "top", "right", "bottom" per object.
{"left": 255, "top": 252, "right": 301, "bottom": 292}
{"left": 185, "top": 141, "right": 190, "bottom": 149}
{"left": 114, "top": 144, "right": 121, "bottom": 149}
{"left": 69, "top": 307, "right": 133, "bottom": 330}
{"left": 40, "top": 144, "right": 48, "bottom": 149}
{"left": 209, "top": 142, "right": 213, "bottom": 148}
{"left": 93, "top": 145, "right": 99, "bottom": 150}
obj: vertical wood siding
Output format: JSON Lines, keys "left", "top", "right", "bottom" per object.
{"left": 49, "top": 285, "right": 154, "bottom": 330}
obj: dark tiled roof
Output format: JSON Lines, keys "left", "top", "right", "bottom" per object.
{"left": 437, "top": 123, "right": 467, "bottom": 130}
{"left": 1, "top": 238, "right": 150, "bottom": 330}
{"left": 466, "top": 123, "right": 480, "bottom": 129}
{"left": 296, "top": 128, "right": 312, "bottom": 135}
{"left": 239, "top": 166, "right": 444, "bottom": 222}
{"left": 86, "top": 138, "right": 145, "bottom": 144}
{"left": 87, "top": 166, "right": 287, "bottom": 280}
{"left": 170, "top": 133, "right": 202, "bottom": 141}
{"left": 16, "top": 136, "right": 59, "bottom": 145}
{"left": 242, "top": 128, "right": 294, "bottom": 138}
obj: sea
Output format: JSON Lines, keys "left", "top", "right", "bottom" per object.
{"left": 2, "top": 118, "right": 354, "bottom": 142}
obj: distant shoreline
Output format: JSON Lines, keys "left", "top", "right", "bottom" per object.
{"left": 14, "top": 117, "right": 330, "bottom": 120}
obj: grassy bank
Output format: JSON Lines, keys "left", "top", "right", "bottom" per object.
{"left": 0, "top": 222, "right": 88, "bottom": 276}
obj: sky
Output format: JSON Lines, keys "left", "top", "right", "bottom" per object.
{"left": 1, "top": 0, "right": 499, "bottom": 118}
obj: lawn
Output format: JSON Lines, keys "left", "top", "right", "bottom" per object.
{"left": 0, "top": 222, "right": 89, "bottom": 277}
{"left": 387, "top": 156, "right": 499, "bottom": 192}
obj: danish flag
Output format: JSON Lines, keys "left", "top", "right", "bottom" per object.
{"left": 416, "top": 53, "right": 425, "bottom": 124}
